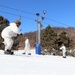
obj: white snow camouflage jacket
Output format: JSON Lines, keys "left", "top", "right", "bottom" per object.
{"left": 1, "top": 23, "right": 21, "bottom": 38}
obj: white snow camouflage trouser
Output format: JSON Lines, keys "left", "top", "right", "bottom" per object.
{"left": 62, "top": 50, "right": 66, "bottom": 57}
{"left": 24, "top": 47, "right": 31, "bottom": 55}
{"left": 3, "top": 37, "right": 13, "bottom": 51}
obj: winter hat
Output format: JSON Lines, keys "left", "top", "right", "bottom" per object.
{"left": 14, "top": 20, "right": 21, "bottom": 25}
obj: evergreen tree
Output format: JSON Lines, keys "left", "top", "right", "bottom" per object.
{"left": 41, "top": 25, "right": 57, "bottom": 53}
{"left": 0, "top": 16, "right": 9, "bottom": 49}
{"left": 58, "top": 31, "right": 73, "bottom": 49}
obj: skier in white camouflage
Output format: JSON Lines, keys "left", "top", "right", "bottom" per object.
{"left": 23, "top": 37, "right": 31, "bottom": 55}
{"left": 60, "top": 43, "right": 67, "bottom": 58}
{"left": 1, "top": 20, "right": 22, "bottom": 55}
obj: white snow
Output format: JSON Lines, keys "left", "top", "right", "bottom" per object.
{"left": 0, "top": 49, "right": 75, "bottom": 75}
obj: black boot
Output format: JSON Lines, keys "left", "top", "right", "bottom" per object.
{"left": 28, "top": 53, "right": 31, "bottom": 55}
{"left": 22, "top": 52, "right": 26, "bottom": 54}
{"left": 63, "top": 56, "right": 66, "bottom": 58}
{"left": 10, "top": 51, "right": 14, "bottom": 55}
{"left": 4, "top": 50, "right": 14, "bottom": 55}
{"left": 4, "top": 50, "right": 10, "bottom": 54}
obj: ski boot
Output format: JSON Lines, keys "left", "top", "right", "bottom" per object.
{"left": 22, "top": 52, "right": 26, "bottom": 54}
{"left": 4, "top": 50, "right": 14, "bottom": 55}
{"left": 28, "top": 53, "right": 31, "bottom": 55}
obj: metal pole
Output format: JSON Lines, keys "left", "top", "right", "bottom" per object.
{"left": 38, "top": 23, "right": 41, "bottom": 44}
{"left": 36, "top": 21, "right": 41, "bottom": 55}
{"left": 35, "top": 10, "right": 46, "bottom": 55}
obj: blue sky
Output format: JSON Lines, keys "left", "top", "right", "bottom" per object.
{"left": 0, "top": 0, "right": 75, "bottom": 33}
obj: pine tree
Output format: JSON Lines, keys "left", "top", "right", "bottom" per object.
{"left": 41, "top": 25, "right": 57, "bottom": 53}
{"left": 0, "top": 16, "right": 9, "bottom": 49}
{"left": 58, "top": 31, "right": 73, "bottom": 49}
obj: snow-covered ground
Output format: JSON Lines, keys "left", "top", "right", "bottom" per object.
{"left": 0, "top": 49, "right": 75, "bottom": 75}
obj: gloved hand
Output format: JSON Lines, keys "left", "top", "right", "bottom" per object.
{"left": 14, "top": 33, "right": 23, "bottom": 39}
{"left": 17, "top": 33, "right": 23, "bottom": 36}
{"left": 20, "top": 33, "right": 23, "bottom": 36}
{"left": 17, "top": 34, "right": 20, "bottom": 36}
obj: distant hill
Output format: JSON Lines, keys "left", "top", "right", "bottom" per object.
{"left": 18, "top": 27, "right": 75, "bottom": 49}
{"left": 54, "top": 27, "right": 75, "bottom": 42}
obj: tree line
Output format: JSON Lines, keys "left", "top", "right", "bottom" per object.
{"left": 0, "top": 16, "right": 74, "bottom": 54}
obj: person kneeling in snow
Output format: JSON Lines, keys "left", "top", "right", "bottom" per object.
{"left": 1, "top": 20, "right": 22, "bottom": 55}
{"left": 60, "top": 43, "right": 67, "bottom": 58}
{"left": 23, "top": 37, "right": 31, "bottom": 55}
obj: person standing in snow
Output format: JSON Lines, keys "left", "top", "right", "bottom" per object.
{"left": 1, "top": 20, "right": 22, "bottom": 55}
{"left": 60, "top": 43, "right": 67, "bottom": 58}
{"left": 23, "top": 37, "right": 31, "bottom": 55}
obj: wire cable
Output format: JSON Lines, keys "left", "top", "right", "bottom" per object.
{"left": 0, "top": 10, "right": 35, "bottom": 21}
{"left": 0, "top": 4, "right": 35, "bottom": 16}
{"left": 0, "top": 4, "right": 72, "bottom": 27}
